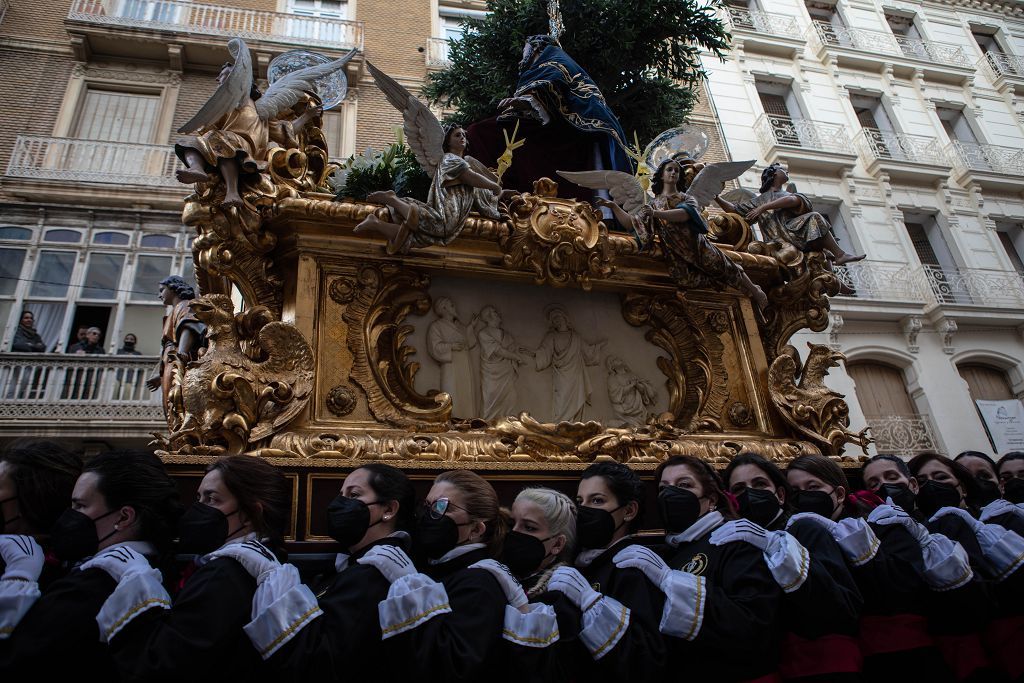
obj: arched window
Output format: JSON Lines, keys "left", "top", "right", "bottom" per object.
{"left": 847, "top": 360, "right": 937, "bottom": 456}
{"left": 958, "top": 363, "right": 1014, "bottom": 401}
{"left": 92, "top": 231, "right": 130, "bottom": 245}
{"left": 140, "top": 234, "right": 176, "bottom": 249}
{"left": 43, "top": 229, "right": 81, "bottom": 243}
{"left": 0, "top": 227, "right": 32, "bottom": 240}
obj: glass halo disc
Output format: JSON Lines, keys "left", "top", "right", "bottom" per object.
{"left": 268, "top": 50, "right": 348, "bottom": 110}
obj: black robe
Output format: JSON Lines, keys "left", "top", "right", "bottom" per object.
{"left": 503, "top": 568, "right": 582, "bottom": 683}
{"left": 106, "top": 556, "right": 267, "bottom": 682}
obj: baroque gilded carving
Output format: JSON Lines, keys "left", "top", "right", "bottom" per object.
{"left": 500, "top": 179, "right": 614, "bottom": 290}
{"left": 768, "top": 343, "right": 871, "bottom": 455}
{"left": 755, "top": 249, "right": 840, "bottom": 360}
{"left": 340, "top": 264, "right": 452, "bottom": 427}
{"left": 155, "top": 295, "right": 314, "bottom": 455}
{"left": 326, "top": 385, "right": 357, "bottom": 417}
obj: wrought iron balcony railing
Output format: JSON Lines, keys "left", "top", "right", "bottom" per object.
{"left": 0, "top": 353, "right": 163, "bottom": 423}
{"left": 426, "top": 36, "right": 451, "bottom": 68}
{"left": 945, "top": 140, "right": 1024, "bottom": 176}
{"left": 833, "top": 261, "right": 928, "bottom": 303}
{"left": 724, "top": 8, "right": 802, "bottom": 39}
{"left": 754, "top": 114, "right": 852, "bottom": 154}
{"left": 864, "top": 414, "right": 942, "bottom": 457}
{"left": 68, "top": 0, "right": 364, "bottom": 51}
{"left": 855, "top": 128, "right": 950, "bottom": 166}
{"left": 920, "top": 264, "right": 1024, "bottom": 307}
{"left": 982, "top": 51, "right": 1024, "bottom": 78}
{"left": 6, "top": 136, "right": 182, "bottom": 187}
{"left": 808, "top": 22, "right": 972, "bottom": 68}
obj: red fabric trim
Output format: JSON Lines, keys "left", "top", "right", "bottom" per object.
{"left": 779, "top": 632, "right": 862, "bottom": 678}
{"left": 858, "top": 614, "right": 933, "bottom": 656}
{"left": 986, "top": 615, "right": 1024, "bottom": 680}
{"left": 933, "top": 633, "right": 991, "bottom": 681}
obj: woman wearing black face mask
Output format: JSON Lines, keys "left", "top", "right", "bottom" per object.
{"left": 373, "top": 469, "right": 525, "bottom": 683}
{"left": 725, "top": 453, "right": 863, "bottom": 682}
{"left": 0, "top": 449, "right": 180, "bottom": 679}
{"left": 85, "top": 455, "right": 288, "bottom": 682}
{"left": 234, "top": 463, "right": 416, "bottom": 681}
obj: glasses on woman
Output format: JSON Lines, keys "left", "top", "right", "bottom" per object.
{"left": 423, "top": 497, "right": 470, "bottom": 520}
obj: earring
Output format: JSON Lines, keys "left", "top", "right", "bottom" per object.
{"left": 113, "top": 525, "right": 119, "bottom": 531}
{"left": 383, "top": 515, "right": 391, "bottom": 520}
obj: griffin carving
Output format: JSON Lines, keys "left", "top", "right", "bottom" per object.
{"left": 162, "top": 294, "right": 314, "bottom": 455}
{"left": 768, "top": 342, "right": 870, "bottom": 455}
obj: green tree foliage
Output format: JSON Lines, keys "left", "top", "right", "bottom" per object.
{"left": 423, "top": 0, "right": 731, "bottom": 143}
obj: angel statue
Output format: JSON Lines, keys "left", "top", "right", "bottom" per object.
{"left": 353, "top": 62, "right": 504, "bottom": 254}
{"left": 561, "top": 159, "right": 768, "bottom": 310}
{"left": 174, "top": 38, "right": 356, "bottom": 208}
{"left": 714, "top": 163, "right": 865, "bottom": 265}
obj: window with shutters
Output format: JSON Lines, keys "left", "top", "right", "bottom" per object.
{"left": 756, "top": 81, "right": 802, "bottom": 146}
{"left": 959, "top": 363, "right": 1018, "bottom": 451}
{"left": 68, "top": 89, "right": 161, "bottom": 178}
{"left": 904, "top": 221, "right": 940, "bottom": 267}
{"left": 436, "top": 4, "right": 487, "bottom": 62}
{"left": 805, "top": 1, "right": 844, "bottom": 44}
{"left": 904, "top": 212, "right": 965, "bottom": 303}
{"left": 286, "top": 0, "right": 348, "bottom": 43}
{"left": 997, "top": 231, "right": 1024, "bottom": 274}
{"left": 847, "top": 361, "right": 918, "bottom": 417}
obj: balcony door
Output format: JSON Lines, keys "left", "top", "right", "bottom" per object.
{"left": 851, "top": 94, "right": 896, "bottom": 158}
{"left": 848, "top": 361, "right": 936, "bottom": 455}
{"left": 285, "top": 0, "right": 348, "bottom": 44}
{"left": 757, "top": 83, "right": 803, "bottom": 146}
{"left": 68, "top": 89, "right": 161, "bottom": 179}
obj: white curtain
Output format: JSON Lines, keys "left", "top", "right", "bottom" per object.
{"left": 23, "top": 302, "right": 66, "bottom": 352}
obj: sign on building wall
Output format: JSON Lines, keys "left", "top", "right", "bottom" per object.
{"left": 976, "top": 399, "right": 1024, "bottom": 453}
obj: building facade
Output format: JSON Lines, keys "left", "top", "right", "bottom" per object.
{"left": 0, "top": 0, "right": 1021, "bottom": 458}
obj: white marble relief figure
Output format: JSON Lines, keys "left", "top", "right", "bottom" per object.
{"left": 476, "top": 305, "right": 530, "bottom": 421}
{"left": 532, "top": 304, "right": 607, "bottom": 423}
{"left": 426, "top": 297, "right": 481, "bottom": 417}
{"left": 606, "top": 355, "right": 657, "bottom": 426}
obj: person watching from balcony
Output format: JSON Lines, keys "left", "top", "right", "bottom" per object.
{"left": 67, "top": 327, "right": 105, "bottom": 355}
{"left": 116, "top": 334, "right": 141, "bottom": 356}
{"left": 10, "top": 311, "right": 46, "bottom": 353}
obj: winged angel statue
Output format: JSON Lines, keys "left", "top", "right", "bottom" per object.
{"left": 175, "top": 39, "right": 356, "bottom": 208}
{"left": 353, "top": 62, "right": 504, "bottom": 255}
{"left": 560, "top": 158, "right": 768, "bottom": 309}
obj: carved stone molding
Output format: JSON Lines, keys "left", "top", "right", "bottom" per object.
{"left": 500, "top": 181, "right": 614, "bottom": 290}
{"left": 940, "top": 318, "right": 958, "bottom": 355}
{"left": 828, "top": 312, "right": 844, "bottom": 351}
{"left": 622, "top": 292, "right": 728, "bottom": 431}
{"left": 902, "top": 315, "right": 922, "bottom": 354}
{"left": 340, "top": 263, "right": 451, "bottom": 427}
{"left": 768, "top": 343, "right": 871, "bottom": 455}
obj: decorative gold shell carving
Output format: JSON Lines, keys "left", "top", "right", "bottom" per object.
{"left": 341, "top": 264, "right": 452, "bottom": 427}
{"left": 500, "top": 180, "right": 614, "bottom": 290}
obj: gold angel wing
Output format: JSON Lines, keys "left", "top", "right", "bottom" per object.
{"left": 177, "top": 38, "right": 253, "bottom": 134}
{"left": 365, "top": 61, "right": 445, "bottom": 177}
{"left": 686, "top": 160, "right": 756, "bottom": 208}
{"left": 254, "top": 48, "right": 358, "bottom": 121}
{"left": 556, "top": 170, "right": 647, "bottom": 213}
{"left": 249, "top": 323, "right": 315, "bottom": 442}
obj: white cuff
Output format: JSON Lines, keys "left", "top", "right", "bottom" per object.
{"left": 977, "top": 525, "right": 1024, "bottom": 581}
{"left": 921, "top": 534, "right": 974, "bottom": 591}
{"left": 0, "top": 578, "right": 41, "bottom": 639}
{"left": 833, "top": 517, "right": 880, "bottom": 566}
{"left": 501, "top": 602, "right": 559, "bottom": 648}
{"left": 980, "top": 499, "right": 1024, "bottom": 524}
{"left": 658, "top": 569, "right": 705, "bottom": 640}
{"left": 764, "top": 531, "right": 810, "bottom": 593}
{"left": 251, "top": 563, "right": 302, "bottom": 619}
{"left": 244, "top": 583, "right": 323, "bottom": 659}
{"left": 96, "top": 568, "right": 171, "bottom": 643}
{"left": 378, "top": 572, "right": 451, "bottom": 639}
{"left": 579, "top": 594, "right": 631, "bottom": 660}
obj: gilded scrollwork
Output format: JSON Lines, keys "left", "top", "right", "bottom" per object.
{"left": 341, "top": 264, "right": 452, "bottom": 427}
{"left": 757, "top": 250, "right": 840, "bottom": 360}
{"left": 768, "top": 342, "right": 871, "bottom": 456}
{"left": 500, "top": 179, "right": 614, "bottom": 290}
{"left": 326, "top": 385, "right": 357, "bottom": 417}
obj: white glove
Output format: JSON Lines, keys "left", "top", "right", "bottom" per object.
{"left": 468, "top": 559, "right": 528, "bottom": 609}
{"left": 0, "top": 535, "right": 45, "bottom": 582}
{"left": 787, "top": 512, "right": 838, "bottom": 534}
{"left": 929, "top": 506, "right": 983, "bottom": 533}
{"left": 207, "top": 540, "right": 280, "bottom": 585}
{"left": 356, "top": 544, "right": 416, "bottom": 584}
{"left": 79, "top": 545, "right": 152, "bottom": 582}
{"left": 613, "top": 544, "right": 671, "bottom": 590}
{"left": 868, "top": 499, "right": 930, "bottom": 547}
{"left": 548, "top": 566, "right": 602, "bottom": 612}
{"left": 709, "top": 519, "right": 772, "bottom": 552}
{"left": 980, "top": 499, "right": 1024, "bottom": 524}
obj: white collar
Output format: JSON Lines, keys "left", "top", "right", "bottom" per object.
{"left": 574, "top": 535, "right": 635, "bottom": 568}
{"left": 197, "top": 532, "right": 260, "bottom": 565}
{"left": 337, "top": 531, "right": 411, "bottom": 572}
{"left": 665, "top": 510, "right": 724, "bottom": 547}
{"left": 429, "top": 542, "right": 485, "bottom": 565}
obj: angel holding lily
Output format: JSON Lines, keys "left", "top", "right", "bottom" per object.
{"left": 561, "top": 158, "right": 769, "bottom": 310}
{"left": 353, "top": 63, "right": 508, "bottom": 255}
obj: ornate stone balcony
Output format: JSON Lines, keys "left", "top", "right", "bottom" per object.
{"left": 753, "top": 114, "right": 858, "bottom": 174}
{"left": 426, "top": 36, "right": 450, "bottom": 69}
{"left": 834, "top": 261, "right": 928, "bottom": 304}
{"left": 853, "top": 128, "right": 951, "bottom": 184}
{"left": 723, "top": 8, "right": 804, "bottom": 56}
{"left": 921, "top": 264, "right": 1024, "bottom": 308}
{"left": 807, "top": 21, "right": 973, "bottom": 84}
{"left": 945, "top": 140, "right": 1024, "bottom": 193}
{"left": 66, "top": 0, "right": 364, "bottom": 69}
{"left": 0, "top": 354, "right": 164, "bottom": 437}
{"left": 864, "top": 414, "right": 942, "bottom": 457}
{"left": 981, "top": 51, "right": 1024, "bottom": 93}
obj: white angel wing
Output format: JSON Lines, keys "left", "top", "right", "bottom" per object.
{"left": 686, "top": 160, "right": 756, "bottom": 208}
{"left": 177, "top": 38, "right": 253, "bottom": 134}
{"left": 254, "top": 49, "right": 357, "bottom": 121}
{"left": 366, "top": 61, "right": 445, "bottom": 177}
{"left": 556, "top": 170, "right": 646, "bottom": 213}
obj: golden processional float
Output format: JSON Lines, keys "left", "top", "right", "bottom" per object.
{"left": 154, "top": 39, "right": 870, "bottom": 542}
